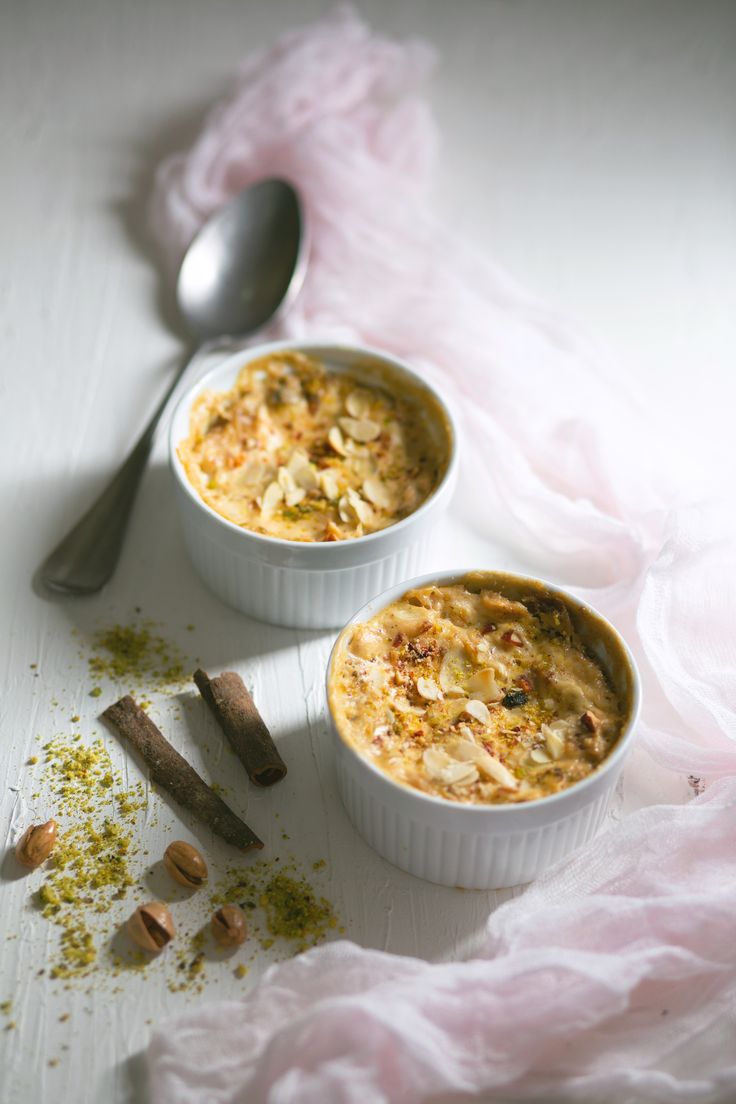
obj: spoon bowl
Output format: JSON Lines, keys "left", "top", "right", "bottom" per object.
{"left": 39, "top": 178, "right": 306, "bottom": 595}
{"left": 177, "top": 178, "right": 305, "bottom": 341}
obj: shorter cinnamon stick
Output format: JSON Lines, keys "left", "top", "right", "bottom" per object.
{"left": 103, "top": 695, "right": 262, "bottom": 851}
{"left": 194, "top": 668, "right": 287, "bottom": 787}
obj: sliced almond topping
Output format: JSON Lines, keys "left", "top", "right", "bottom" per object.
{"left": 416, "top": 676, "right": 440, "bottom": 701}
{"left": 287, "top": 449, "right": 319, "bottom": 491}
{"left": 345, "top": 388, "right": 373, "bottom": 419}
{"left": 328, "top": 426, "right": 348, "bottom": 456}
{"left": 463, "top": 699, "right": 491, "bottom": 725}
{"left": 453, "top": 727, "right": 519, "bottom": 788}
{"left": 277, "top": 467, "right": 305, "bottom": 506}
{"left": 466, "top": 667, "right": 503, "bottom": 703}
{"left": 423, "top": 747, "right": 452, "bottom": 779}
{"left": 392, "top": 696, "right": 425, "bottom": 716}
{"left": 442, "top": 762, "right": 479, "bottom": 786}
{"left": 362, "top": 477, "right": 392, "bottom": 510}
{"left": 344, "top": 437, "right": 370, "bottom": 458}
{"left": 530, "top": 748, "right": 551, "bottom": 764}
{"left": 319, "top": 469, "right": 341, "bottom": 501}
{"left": 477, "top": 750, "right": 518, "bottom": 789}
{"left": 260, "top": 481, "right": 284, "bottom": 519}
{"left": 439, "top": 647, "right": 469, "bottom": 695}
{"left": 338, "top": 416, "right": 381, "bottom": 443}
{"left": 346, "top": 488, "right": 373, "bottom": 526}
{"left": 236, "top": 459, "right": 274, "bottom": 488}
{"left": 338, "top": 494, "right": 356, "bottom": 525}
{"left": 422, "top": 747, "right": 478, "bottom": 786}
{"left": 385, "top": 606, "right": 429, "bottom": 638}
{"left": 451, "top": 736, "right": 485, "bottom": 762}
{"left": 542, "top": 723, "right": 566, "bottom": 760}
{"left": 277, "top": 466, "right": 297, "bottom": 494}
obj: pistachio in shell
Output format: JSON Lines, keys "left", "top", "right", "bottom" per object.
{"left": 163, "top": 840, "right": 208, "bottom": 889}
{"left": 15, "top": 819, "right": 58, "bottom": 869}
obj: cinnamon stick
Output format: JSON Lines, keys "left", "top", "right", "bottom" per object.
{"left": 194, "top": 668, "right": 287, "bottom": 787}
{"left": 103, "top": 695, "right": 262, "bottom": 851}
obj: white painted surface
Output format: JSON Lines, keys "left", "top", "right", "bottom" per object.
{"left": 0, "top": 2, "right": 731, "bottom": 1101}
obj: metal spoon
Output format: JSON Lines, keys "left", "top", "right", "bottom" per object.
{"left": 40, "top": 178, "right": 306, "bottom": 595}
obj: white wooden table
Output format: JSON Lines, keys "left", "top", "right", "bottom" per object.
{"left": 1, "top": 2, "right": 732, "bottom": 1101}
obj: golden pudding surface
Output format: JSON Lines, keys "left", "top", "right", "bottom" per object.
{"left": 329, "top": 574, "right": 631, "bottom": 805}
{"left": 177, "top": 350, "right": 447, "bottom": 542}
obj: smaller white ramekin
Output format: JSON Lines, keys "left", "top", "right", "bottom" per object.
{"left": 169, "top": 341, "right": 458, "bottom": 629}
{"left": 327, "top": 570, "right": 641, "bottom": 889}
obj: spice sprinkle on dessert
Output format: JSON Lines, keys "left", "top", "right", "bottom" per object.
{"left": 329, "top": 574, "right": 631, "bottom": 805}
{"left": 177, "top": 350, "right": 448, "bottom": 542}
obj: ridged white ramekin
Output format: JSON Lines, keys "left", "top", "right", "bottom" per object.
{"left": 327, "top": 570, "right": 641, "bottom": 889}
{"left": 169, "top": 342, "right": 458, "bottom": 629}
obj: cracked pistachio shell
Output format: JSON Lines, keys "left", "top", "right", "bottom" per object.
{"left": 211, "top": 905, "right": 248, "bottom": 948}
{"left": 127, "top": 902, "right": 175, "bottom": 952}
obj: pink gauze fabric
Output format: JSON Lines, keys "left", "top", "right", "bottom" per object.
{"left": 146, "top": 8, "right": 736, "bottom": 1102}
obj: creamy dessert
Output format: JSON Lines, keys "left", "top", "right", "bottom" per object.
{"left": 329, "top": 574, "right": 630, "bottom": 805}
{"left": 178, "top": 350, "right": 448, "bottom": 542}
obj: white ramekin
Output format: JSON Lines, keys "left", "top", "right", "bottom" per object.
{"left": 327, "top": 570, "right": 641, "bottom": 889}
{"left": 169, "top": 341, "right": 458, "bottom": 629}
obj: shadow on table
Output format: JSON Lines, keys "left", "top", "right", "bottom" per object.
{"left": 30, "top": 458, "right": 329, "bottom": 672}
{"left": 117, "top": 1049, "right": 149, "bottom": 1104}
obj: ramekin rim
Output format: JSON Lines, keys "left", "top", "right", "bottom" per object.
{"left": 168, "top": 339, "right": 459, "bottom": 553}
{"left": 326, "top": 568, "right": 642, "bottom": 817}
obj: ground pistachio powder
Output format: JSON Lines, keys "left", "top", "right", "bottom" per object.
{"left": 211, "top": 861, "right": 338, "bottom": 953}
{"left": 36, "top": 736, "right": 145, "bottom": 979}
{"left": 87, "top": 621, "right": 188, "bottom": 691}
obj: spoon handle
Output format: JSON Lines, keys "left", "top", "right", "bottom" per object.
{"left": 39, "top": 366, "right": 187, "bottom": 595}
{"left": 40, "top": 339, "right": 244, "bottom": 595}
